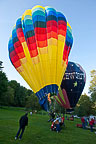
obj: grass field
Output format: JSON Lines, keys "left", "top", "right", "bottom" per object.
{"left": 0, "top": 107, "right": 96, "bottom": 144}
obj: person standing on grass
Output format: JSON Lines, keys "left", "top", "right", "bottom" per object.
{"left": 81, "top": 117, "right": 85, "bottom": 129}
{"left": 15, "top": 112, "right": 28, "bottom": 140}
{"left": 89, "top": 118, "right": 94, "bottom": 132}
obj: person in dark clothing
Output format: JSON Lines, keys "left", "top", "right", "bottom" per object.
{"left": 15, "top": 113, "right": 28, "bottom": 140}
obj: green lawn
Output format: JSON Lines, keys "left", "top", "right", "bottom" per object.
{"left": 0, "top": 107, "right": 96, "bottom": 144}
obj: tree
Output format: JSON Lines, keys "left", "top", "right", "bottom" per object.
{"left": 74, "top": 94, "right": 94, "bottom": 116}
{"left": 15, "top": 86, "right": 27, "bottom": 107}
{"left": 8, "top": 80, "right": 19, "bottom": 91}
{"left": 91, "top": 91, "right": 96, "bottom": 103}
{"left": 8, "top": 80, "right": 27, "bottom": 107}
{"left": 89, "top": 70, "right": 96, "bottom": 93}
{"left": 49, "top": 98, "right": 65, "bottom": 114}
{"left": 8, "top": 80, "right": 20, "bottom": 106}
{"left": 0, "top": 61, "right": 4, "bottom": 71}
{"left": 27, "top": 89, "right": 33, "bottom": 96}
{"left": 89, "top": 70, "right": 96, "bottom": 112}
{"left": 3, "top": 86, "right": 14, "bottom": 106}
{"left": 55, "top": 102, "right": 65, "bottom": 114}
{"left": 26, "top": 92, "right": 41, "bottom": 111}
{"left": 0, "top": 71, "right": 8, "bottom": 105}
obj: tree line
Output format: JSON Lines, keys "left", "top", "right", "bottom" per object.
{"left": 0, "top": 61, "right": 41, "bottom": 111}
{"left": 0, "top": 60, "right": 96, "bottom": 116}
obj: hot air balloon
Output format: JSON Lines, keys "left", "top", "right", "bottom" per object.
{"left": 8, "top": 5, "right": 73, "bottom": 111}
{"left": 55, "top": 61, "right": 86, "bottom": 109}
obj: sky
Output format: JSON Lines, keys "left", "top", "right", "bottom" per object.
{"left": 0, "top": 0, "right": 96, "bottom": 95}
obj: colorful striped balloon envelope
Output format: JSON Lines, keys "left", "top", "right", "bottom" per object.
{"left": 8, "top": 5, "right": 73, "bottom": 111}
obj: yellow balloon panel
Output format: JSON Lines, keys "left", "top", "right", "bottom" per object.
{"left": 8, "top": 5, "right": 73, "bottom": 110}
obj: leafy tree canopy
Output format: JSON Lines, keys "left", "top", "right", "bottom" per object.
{"left": 0, "top": 61, "right": 4, "bottom": 70}
{"left": 74, "top": 94, "right": 94, "bottom": 116}
{"left": 0, "top": 71, "right": 8, "bottom": 105}
{"left": 89, "top": 70, "right": 96, "bottom": 93}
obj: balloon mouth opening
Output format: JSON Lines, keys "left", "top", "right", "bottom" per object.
{"left": 35, "top": 84, "right": 58, "bottom": 111}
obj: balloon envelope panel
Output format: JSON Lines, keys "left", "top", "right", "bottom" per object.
{"left": 60, "top": 61, "right": 86, "bottom": 108}
{"left": 8, "top": 5, "right": 73, "bottom": 111}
